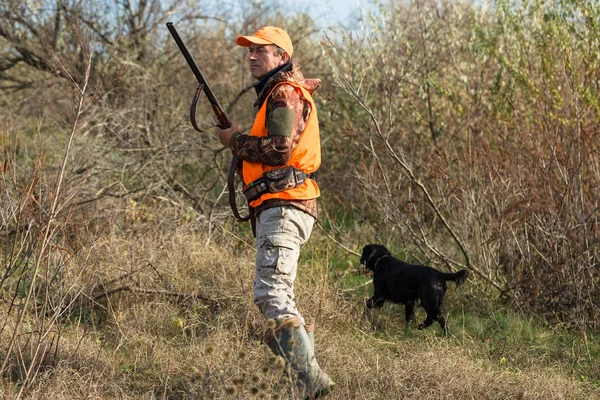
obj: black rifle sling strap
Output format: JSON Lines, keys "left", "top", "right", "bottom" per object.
{"left": 190, "top": 86, "right": 251, "bottom": 226}
{"left": 190, "top": 85, "right": 251, "bottom": 224}
{"left": 190, "top": 84, "right": 208, "bottom": 133}
{"left": 228, "top": 156, "right": 251, "bottom": 222}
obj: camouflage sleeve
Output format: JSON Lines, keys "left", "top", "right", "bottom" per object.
{"left": 230, "top": 83, "right": 310, "bottom": 166}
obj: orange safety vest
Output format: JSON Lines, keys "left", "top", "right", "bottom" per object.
{"left": 243, "top": 82, "right": 321, "bottom": 208}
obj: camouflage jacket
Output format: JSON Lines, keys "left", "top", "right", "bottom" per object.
{"left": 230, "top": 60, "right": 321, "bottom": 219}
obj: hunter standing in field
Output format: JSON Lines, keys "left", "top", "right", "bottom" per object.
{"left": 216, "top": 26, "right": 334, "bottom": 399}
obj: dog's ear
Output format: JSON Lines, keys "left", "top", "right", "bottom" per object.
{"left": 360, "top": 245, "right": 370, "bottom": 265}
{"left": 360, "top": 244, "right": 377, "bottom": 268}
{"left": 360, "top": 246, "right": 367, "bottom": 265}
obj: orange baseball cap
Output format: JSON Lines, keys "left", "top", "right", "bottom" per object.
{"left": 236, "top": 26, "right": 293, "bottom": 57}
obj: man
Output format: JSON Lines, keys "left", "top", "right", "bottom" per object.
{"left": 216, "top": 26, "right": 334, "bottom": 399}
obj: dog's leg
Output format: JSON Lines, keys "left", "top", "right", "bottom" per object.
{"left": 418, "top": 291, "right": 436, "bottom": 330}
{"left": 418, "top": 317, "right": 435, "bottom": 330}
{"left": 366, "top": 296, "right": 385, "bottom": 309}
{"left": 418, "top": 312, "right": 447, "bottom": 333}
{"left": 363, "top": 299, "right": 372, "bottom": 322}
{"left": 362, "top": 298, "right": 373, "bottom": 319}
{"left": 364, "top": 297, "right": 384, "bottom": 329}
{"left": 404, "top": 301, "right": 416, "bottom": 328}
{"left": 437, "top": 315, "right": 448, "bottom": 335}
{"left": 362, "top": 305, "right": 374, "bottom": 323}
{"left": 418, "top": 295, "right": 442, "bottom": 331}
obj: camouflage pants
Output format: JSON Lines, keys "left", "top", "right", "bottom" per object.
{"left": 254, "top": 206, "right": 314, "bottom": 325}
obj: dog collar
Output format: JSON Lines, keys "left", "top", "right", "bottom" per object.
{"left": 372, "top": 255, "right": 389, "bottom": 271}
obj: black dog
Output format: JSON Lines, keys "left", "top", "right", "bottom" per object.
{"left": 361, "top": 244, "right": 468, "bottom": 334}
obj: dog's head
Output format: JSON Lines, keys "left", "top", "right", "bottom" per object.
{"left": 360, "top": 244, "right": 392, "bottom": 273}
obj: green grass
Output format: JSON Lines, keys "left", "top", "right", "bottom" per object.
{"left": 318, "top": 234, "right": 600, "bottom": 390}
{"left": 351, "top": 287, "right": 600, "bottom": 387}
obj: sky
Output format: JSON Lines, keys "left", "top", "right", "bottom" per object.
{"left": 279, "top": 0, "right": 377, "bottom": 29}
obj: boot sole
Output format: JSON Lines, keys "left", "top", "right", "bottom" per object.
{"left": 305, "top": 381, "right": 335, "bottom": 399}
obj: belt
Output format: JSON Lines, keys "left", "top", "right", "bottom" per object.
{"left": 243, "top": 167, "right": 314, "bottom": 203}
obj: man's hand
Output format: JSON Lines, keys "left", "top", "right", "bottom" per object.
{"left": 216, "top": 120, "right": 240, "bottom": 148}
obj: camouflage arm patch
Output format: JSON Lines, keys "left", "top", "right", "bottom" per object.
{"left": 267, "top": 107, "right": 296, "bottom": 138}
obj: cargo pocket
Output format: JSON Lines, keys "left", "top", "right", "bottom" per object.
{"left": 258, "top": 236, "right": 298, "bottom": 277}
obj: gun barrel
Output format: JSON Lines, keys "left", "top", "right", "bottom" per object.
{"left": 166, "top": 22, "right": 231, "bottom": 128}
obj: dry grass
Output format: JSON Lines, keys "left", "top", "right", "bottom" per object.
{"left": 1, "top": 2, "right": 599, "bottom": 397}
{"left": 2, "top": 224, "right": 597, "bottom": 399}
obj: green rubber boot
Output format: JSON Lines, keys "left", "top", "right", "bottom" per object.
{"left": 305, "top": 323, "right": 315, "bottom": 349}
{"left": 266, "top": 318, "right": 335, "bottom": 399}
{"left": 305, "top": 323, "right": 329, "bottom": 387}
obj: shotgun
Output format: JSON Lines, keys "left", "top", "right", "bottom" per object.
{"left": 166, "top": 22, "right": 252, "bottom": 225}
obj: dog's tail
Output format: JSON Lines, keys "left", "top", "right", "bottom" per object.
{"left": 443, "top": 270, "right": 469, "bottom": 286}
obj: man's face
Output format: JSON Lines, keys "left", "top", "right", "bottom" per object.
{"left": 248, "top": 44, "right": 287, "bottom": 80}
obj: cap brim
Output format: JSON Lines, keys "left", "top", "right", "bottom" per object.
{"left": 236, "top": 35, "right": 273, "bottom": 47}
